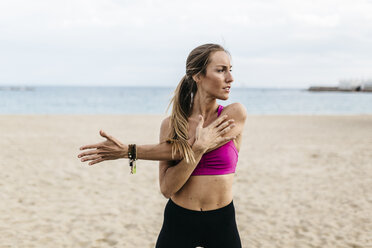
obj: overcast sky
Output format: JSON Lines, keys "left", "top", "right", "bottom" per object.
{"left": 1, "top": 0, "right": 372, "bottom": 88}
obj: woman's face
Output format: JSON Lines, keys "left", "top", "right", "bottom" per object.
{"left": 196, "top": 51, "right": 234, "bottom": 100}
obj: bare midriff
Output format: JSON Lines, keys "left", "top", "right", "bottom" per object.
{"left": 171, "top": 173, "right": 235, "bottom": 211}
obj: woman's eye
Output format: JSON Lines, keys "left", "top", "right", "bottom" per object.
{"left": 217, "top": 69, "right": 224, "bottom": 72}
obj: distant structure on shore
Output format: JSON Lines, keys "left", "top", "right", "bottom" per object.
{"left": 0, "top": 86, "right": 35, "bottom": 91}
{"left": 308, "top": 79, "right": 372, "bottom": 92}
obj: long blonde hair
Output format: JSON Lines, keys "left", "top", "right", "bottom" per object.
{"left": 165, "top": 44, "right": 228, "bottom": 164}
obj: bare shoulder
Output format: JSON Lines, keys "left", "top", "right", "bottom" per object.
{"left": 160, "top": 116, "right": 171, "bottom": 129}
{"left": 223, "top": 102, "right": 247, "bottom": 121}
{"left": 159, "top": 116, "right": 172, "bottom": 142}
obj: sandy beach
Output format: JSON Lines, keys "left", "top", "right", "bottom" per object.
{"left": 1, "top": 114, "right": 371, "bottom": 248}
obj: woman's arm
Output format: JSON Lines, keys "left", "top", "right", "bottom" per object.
{"left": 159, "top": 145, "right": 206, "bottom": 198}
{"left": 78, "top": 115, "right": 235, "bottom": 165}
{"left": 78, "top": 131, "right": 184, "bottom": 165}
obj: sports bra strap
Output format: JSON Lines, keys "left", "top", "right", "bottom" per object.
{"left": 217, "top": 105, "right": 223, "bottom": 117}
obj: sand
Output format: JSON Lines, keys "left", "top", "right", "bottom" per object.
{"left": 0, "top": 114, "right": 371, "bottom": 248}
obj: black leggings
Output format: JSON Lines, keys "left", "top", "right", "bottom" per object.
{"left": 155, "top": 199, "right": 242, "bottom": 248}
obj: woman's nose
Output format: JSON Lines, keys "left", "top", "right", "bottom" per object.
{"left": 226, "top": 71, "right": 234, "bottom": 83}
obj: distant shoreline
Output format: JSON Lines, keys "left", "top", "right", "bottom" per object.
{"left": 308, "top": 79, "right": 372, "bottom": 92}
{"left": 308, "top": 86, "right": 372, "bottom": 93}
{"left": 1, "top": 86, "right": 372, "bottom": 115}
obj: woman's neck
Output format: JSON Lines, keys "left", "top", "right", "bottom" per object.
{"left": 190, "top": 92, "right": 219, "bottom": 123}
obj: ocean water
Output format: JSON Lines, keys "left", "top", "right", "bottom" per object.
{"left": 0, "top": 86, "right": 371, "bottom": 114}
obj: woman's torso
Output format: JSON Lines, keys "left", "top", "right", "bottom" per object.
{"left": 171, "top": 105, "right": 242, "bottom": 211}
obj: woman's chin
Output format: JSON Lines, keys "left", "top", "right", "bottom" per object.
{"left": 219, "top": 95, "right": 229, "bottom": 101}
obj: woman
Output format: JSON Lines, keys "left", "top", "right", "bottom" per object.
{"left": 78, "top": 44, "right": 247, "bottom": 247}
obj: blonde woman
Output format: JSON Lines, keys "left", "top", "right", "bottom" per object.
{"left": 78, "top": 44, "right": 247, "bottom": 247}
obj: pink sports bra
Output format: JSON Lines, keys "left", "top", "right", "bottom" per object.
{"left": 191, "top": 105, "right": 239, "bottom": 176}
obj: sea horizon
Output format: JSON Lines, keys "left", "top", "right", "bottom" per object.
{"left": 1, "top": 85, "right": 371, "bottom": 115}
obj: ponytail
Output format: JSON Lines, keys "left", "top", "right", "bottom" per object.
{"left": 166, "top": 75, "right": 198, "bottom": 164}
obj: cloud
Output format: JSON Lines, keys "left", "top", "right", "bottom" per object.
{"left": 0, "top": 0, "right": 372, "bottom": 87}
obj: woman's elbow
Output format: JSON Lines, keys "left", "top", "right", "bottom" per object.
{"left": 161, "top": 192, "right": 172, "bottom": 199}
{"left": 161, "top": 190, "right": 173, "bottom": 199}
{"left": 160, "top": 184, "right": 174, "bottom": 199}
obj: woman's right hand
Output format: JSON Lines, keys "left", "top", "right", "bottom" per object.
{"left": 193, "top": 114, "right": 236, "bottom": 153}
{"left": 78, "top": 130, "right": 128, "bottom": 166}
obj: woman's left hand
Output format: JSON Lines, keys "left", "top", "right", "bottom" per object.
{"left": 78, "top": 130, "right": 127, "bottom": 166}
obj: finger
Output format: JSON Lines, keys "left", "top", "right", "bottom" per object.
{"left": 80, "top": 154, "right": 102, "bottom": 162}
{"left": 80, "top": 142, "right": 104, "bottom": 150}
{"left": 220, "top": 123, "right": 236, "bottom": 135}
{"left": 78, "top": 149, "right": 103, "bottom": 158}
{"left": 217, "top": 135, "right": 236, "bottom": 143}
{"left": 89, "top": 157, "right": 105, "bottom": 166}
{"left": 224, "top": 136, "right": 236, "bottom": 142}
{"left": 100, "top": 130, "right": 110, "bottom": 139}
{"left": 212, "top": 114, "right": 228, "bottom": 127}
{"left": 217, "top": 119, "right": 235, "bottom": 132}
{"left": 108, "top": 135, "right": 122, "bottom": 147}
{"left": 100, "top": 130, "right": 122, "bottom": 147}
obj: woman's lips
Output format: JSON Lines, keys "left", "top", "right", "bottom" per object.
{"left": 223, "top": 86, "right": 231, "bottom": 92}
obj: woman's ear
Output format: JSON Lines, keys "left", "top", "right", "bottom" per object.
{"left": 192, "top": 73, "right": 201, "bottom": 83}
